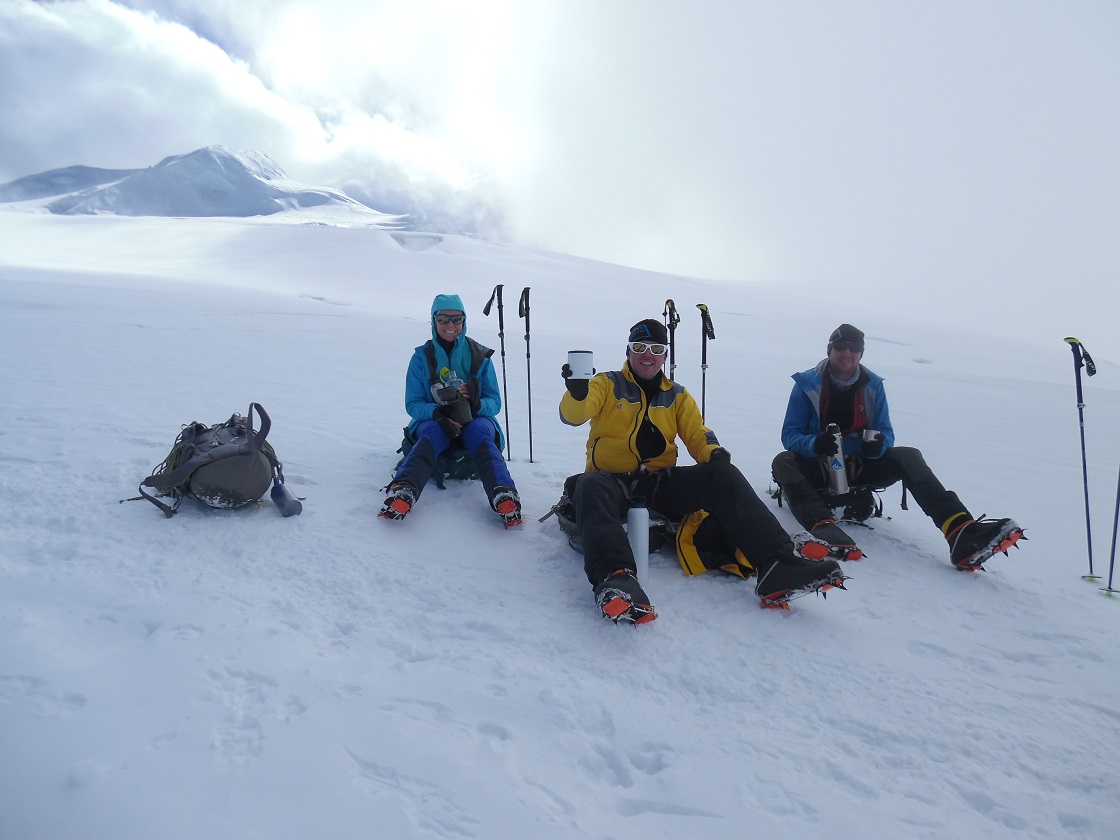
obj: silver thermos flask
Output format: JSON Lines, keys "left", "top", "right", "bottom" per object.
{"left": 826, "top": 423, "right": 849, "bottom": 493}
{"left": 627, "top": 497, "right": 650, "bottom": 584}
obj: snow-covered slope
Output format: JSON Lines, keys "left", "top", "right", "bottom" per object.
{"left": 1, "top": 211, "right": 1119, "bottom": 840}
{"left": 0, "top": 165, "right": 142, "bottom": 203}
{"left": 0, "top": 146, "right": 403, "bottom": 227}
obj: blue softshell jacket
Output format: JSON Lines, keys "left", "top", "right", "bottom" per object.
{"left": 780, "top": 360, "right": 896, "bottom": 459}
{"left": 404, "top": 294, "right": 504, "bottom": 443}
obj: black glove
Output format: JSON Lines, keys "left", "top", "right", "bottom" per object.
{"left": 561, "top": 363, "right": 590, "bottom": 400}
{"left": 709, "top": 447, "right": 731, "bottom": 464}
{"left": 433, "top": 404, "right": 461, "bottom": 438}
{"left": 862, "top": 432, "right": 885, "bottom": 458}
{"left": 466, "top": 376, "right": 482, "bottom": 415}
{"left": 812, "top": 432, "right": 839, "bottom": 457}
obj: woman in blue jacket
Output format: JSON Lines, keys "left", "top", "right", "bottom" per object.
{"left": 772, "top": 323, "right": 1023, "bottom": 570}
{"left": 380, "top": 294, "right": 521, "bottom": 526}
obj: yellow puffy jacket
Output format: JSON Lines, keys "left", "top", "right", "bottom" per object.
{"left": 559, "top": 362, "right": 720, "bottom": 473}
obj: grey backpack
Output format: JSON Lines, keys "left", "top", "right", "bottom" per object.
{"left": 132, "top": 403, "right": 301, "bottom": 517}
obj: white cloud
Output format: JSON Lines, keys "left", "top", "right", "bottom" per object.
{"left": 0, "top": 1, "right": 320, "bottom": 172}
{"left": 2, "top": 0, "right": 1119, "bottom": 355}
{"left": 0, "top": 0, "right": 497, "bottom": 214}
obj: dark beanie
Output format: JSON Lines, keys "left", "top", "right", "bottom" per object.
{"left": 628, "top": 318, "right": 669, "bottom": 345}
{"left": 828, "top": 323, "right": 865, "bottom": 352}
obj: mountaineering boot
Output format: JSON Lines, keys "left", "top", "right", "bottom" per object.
{"left": 793, "top": 531, "right": 833, "bottom": 562}
{"left": 754, "top": 553, "right": 847, "bottom": 609}
{"left": 491, "top": 486, "right": 523, "bottom": 528}
{"left": 947, "top": 516, "right": 1025, "bottom": 570}
{"left": 592, "top": 570, "right": 657, "bottom": 624}
{"left": 379, "top": 480, "right": 418, "bottom": 521}
{"left": 840, "top": 486, "right": 878, "bottom": 524}
{"left": 800, "top": 519, "right": 864, "bottom": 561}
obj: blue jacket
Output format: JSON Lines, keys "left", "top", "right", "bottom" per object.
{"left": 404, "top": 294, "right": 504, "bottom": 440}
{"left": 780, "top": 360, "right": 895, "bottom": 459}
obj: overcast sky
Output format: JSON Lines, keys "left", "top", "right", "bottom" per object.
{"left": 2, "top": 0, "right": 1118, "bottom": 357}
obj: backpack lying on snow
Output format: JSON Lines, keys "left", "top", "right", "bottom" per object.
{"left": 129, "top": 403, "right": 302, "bottom": 518}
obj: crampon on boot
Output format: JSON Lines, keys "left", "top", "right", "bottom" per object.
{"left": 796, "top": 520, "right": 864, "bottom": 561}
{"left": 379, "top": 481, "right": 417, "bottom": 521}
{"left": 492, "top": 486, "right": 523, "bottom": 528}
{"left": 593, "top": 570, "right": 657, "bottom": 624}
{"left": 948, "top": 516, "right": 1026, "bottom": 571}
{"left": 755, "top": 554, "right": 848, "bottom": 610}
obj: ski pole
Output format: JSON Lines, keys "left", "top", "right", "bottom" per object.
{"left": 519, "top": 287, "right": 534, "bottom": 463}
{"left": 1105, "top": 459, "right": 1120, "bottom": 596}
{"left": 1064, "top": 337, "right": 1098, "bottom": 580}
{"left": 696, "top": 303, "right": 715, "bottom": 418}
{"left": 663, "top": 299, "right": 680, "bottom": 381}
{"left": 484, "top": 284, "right": 511, "bottom": 460}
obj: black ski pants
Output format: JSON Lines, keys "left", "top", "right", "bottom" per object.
{"left": 771, "top": 446, "right": 968, "bottom": 532}
{"left": 572, "top": 461, "right": 794, "bottom": 586}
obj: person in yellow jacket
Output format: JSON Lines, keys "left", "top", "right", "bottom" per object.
{"left": 560, "top": 318, "right": 846, "bottom": 623}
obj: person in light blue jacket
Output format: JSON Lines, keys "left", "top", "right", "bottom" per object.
{"left": 772, "top": 323, "right": 1023, "bottom": 570}
{"left": 380, "top": 294, "right": 521, "bottom": 527}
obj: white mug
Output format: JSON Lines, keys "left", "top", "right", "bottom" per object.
{"left": 567, "top": 350, "right": 595, "bottom": 379}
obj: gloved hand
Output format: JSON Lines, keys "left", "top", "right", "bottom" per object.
{"left": 561, "top": 363, "right": 590, "bottom": 400}
{"left": 433, "top": 404, "right": 461, "bottom": 438}
{"left": 709, "top": 447, "right": 732, "bottom": 465}
{"left": 465, "top": 377, "right": 482, "bottom": 415}
{"left": 812, "top": 432, "right": 839, "bottom": 457}
{"left": 862, "top": 432, "right": 885, "bottom": 458}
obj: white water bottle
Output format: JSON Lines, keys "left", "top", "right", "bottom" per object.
{"left": 627, "top": 500, "right": 650, "bottom": 583}
{"left": 826, "top": 423, "right": 849, "bottom": 493}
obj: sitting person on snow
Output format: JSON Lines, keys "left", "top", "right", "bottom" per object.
{"left": 771, "top": 323, "right": 1024, "bottom": 569}
{"left": 559, "top": 318, "right": 846, "bottom": 624}
{"left": 380, "top": 294, "right": 521, "bottom": 527}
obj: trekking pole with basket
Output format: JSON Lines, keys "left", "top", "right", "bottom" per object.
{"left": 519, "top": 286, "right": 534, "bottom": 463}
{"left": 663, "top": 299, "right": 680, "bottom": 381}
{"left": 484, "top": 284, "right": 512, "bottom": 460}
{"left": 696, "top": 303, "right": 715, "bottom": 418}
{"left": 1064, "top": 337, "right": 1099, "bottom": 581}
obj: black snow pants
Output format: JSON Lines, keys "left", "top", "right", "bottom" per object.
{"left": 571, "top": 461, "right": 794, "bottom": 586}
{"left": 771, "top": 445, "right": 968, "bottom": 532}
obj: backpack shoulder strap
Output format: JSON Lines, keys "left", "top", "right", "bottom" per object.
{"left": 425, "top": 338, "right": 491, "bottom": 381}
{"left": 421, "top": 340, "right": 441, "bottom": 386}
{"left": 464, "top": 337, "right": 494, "bottom": 376}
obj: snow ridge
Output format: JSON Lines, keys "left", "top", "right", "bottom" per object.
{"left": 1, "top": 146, "right": 402, "bottom": 225}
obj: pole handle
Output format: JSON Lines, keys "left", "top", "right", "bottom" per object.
{"left": 664, "top": 299, "right": 679, "bottom": 378}
{"left": 519, "top": 287, "right": 531, "bottom": 349}
{"left": 483, "top": 284, "right": 503, "bottom": 316}
{"left": 1065, "top": 337, "right": 1097, "bottom": 376}
{"left": 697, "top": 303, "right": 715, "bottom": 340}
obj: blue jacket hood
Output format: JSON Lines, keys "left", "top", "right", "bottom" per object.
{"left": 430, "top": 294, "right": 466, "bottom": 341}
{"left": 426, "top": 293, "right": 472, "bottom": 386}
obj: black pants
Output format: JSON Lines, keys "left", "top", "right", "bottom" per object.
{"left": 771, "top": 446, "right": 968, "bottom": 531}
{"left": 571, "top": 462, "right": 794, "bottom": 586}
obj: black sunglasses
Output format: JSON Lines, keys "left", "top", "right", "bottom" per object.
{"left": 831, "top": 341, "right": 864, "bottom": 353}
{"left": 435, "top": 314, "right": 465, "bottom": 325}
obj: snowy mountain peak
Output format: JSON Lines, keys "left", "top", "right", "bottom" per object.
{"left": 0, "top": 145, "right": 402, "bottom": 225}
{"left": 150, "top": 145, "right": 288, "bottom": 182}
